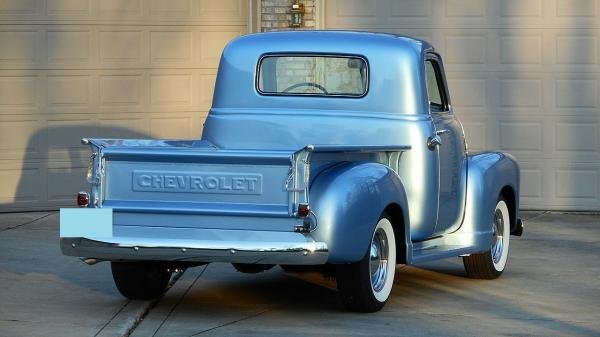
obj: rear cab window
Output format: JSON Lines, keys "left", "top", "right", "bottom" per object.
{"left": 257, "top": 55, "right": 368, "bottom": 97}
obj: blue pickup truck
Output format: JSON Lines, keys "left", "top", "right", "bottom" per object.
{"left": 60, "top": 31, "right": 522, "bottom": 312}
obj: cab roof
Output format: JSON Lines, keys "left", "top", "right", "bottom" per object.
{"left": 211, "top": 30, "right": 435, "bottom": 115}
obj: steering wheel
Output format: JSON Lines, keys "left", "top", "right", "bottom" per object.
{"left": 282, "top": 82, "right": 329, "bottom": 94}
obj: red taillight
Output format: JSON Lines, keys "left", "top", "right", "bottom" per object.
{"left": 77, "top": 191, "right": 89, "bottom": 207}
{"left": 297, "top": 203, "right": 310, "bottom": 217}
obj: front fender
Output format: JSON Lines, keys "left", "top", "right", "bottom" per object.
{"left": 309, "top": 162, "right": 410, "bottom": 263}
{"left": 453, "top": 151, "right": 520, "bottom": 252}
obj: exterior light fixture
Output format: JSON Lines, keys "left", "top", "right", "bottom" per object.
{"left": 77, "top": 191, "right": 89, "bottom": 207}
{"left": 290, "top": 0, "right": 304, "bottom": 28}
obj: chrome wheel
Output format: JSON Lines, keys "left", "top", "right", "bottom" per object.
{"left": 369, "top": 228, "right": 389, "bottom": 293}
{"left": 491, "top": 208, "right": 505, "bottom": 264}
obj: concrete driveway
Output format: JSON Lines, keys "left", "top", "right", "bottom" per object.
{"left": 0, "top": 211, "right": 598, "bottom": 337}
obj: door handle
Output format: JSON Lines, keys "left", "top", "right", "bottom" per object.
{"left": 428, "top": 129, "right": 448, "bottom": 150}
{"left": 427, "top": 135, "right": 442, "bottom": 150}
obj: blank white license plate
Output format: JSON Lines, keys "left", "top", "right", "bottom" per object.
{"left": 60, "top": 208, "right": 113, "bottom": 238}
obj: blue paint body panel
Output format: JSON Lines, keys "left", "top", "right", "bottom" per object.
{"left": 60, "top": 31, "right": 520, "bottom": 267}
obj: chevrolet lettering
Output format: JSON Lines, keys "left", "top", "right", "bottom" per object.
{"left": 60, "top": 31, "right": 522, "bottom": 313}
{"left": 132, "top": 171, "right": 262, "bottom": 195}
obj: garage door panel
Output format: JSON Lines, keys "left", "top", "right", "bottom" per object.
{"left": 149, "top": 115, "right": 194, "bottom": 139}
{"left": 444, "top": 34, "right": 488, "bottom": 65}
{"left": 149, "top": 0, "right": 192, "bottom": 17}
{"left": 499, "top": 78, "right": 543, "bottom": 109}
{"left": 499, "top": 33, "right": 543, "bottom": 65}
{"left": 149, "top": 73, "right": 192, "bottom": 106}
{"left": 390, "top": 0, "right": 433, "bottom": 19}
{"left": 0, "top": 75, "right": 39, "bottom": 109}
{"left": 150, "top": 29, "right": 193, "bottom": 65}
{"left": 556, "top": 0, "right": 597, "bottom": 16}
{"left": 555, "top": 121, "right": 599, "bottom": 153}
{"left": 519, "top": 165, "right": 544, "bottom": 200}
{"left": 97, "top": 117, "right": 150, "bottom": 139}
{"left": 46, "top": 163, "right": 87, "bottom": 202}
{"left": 0, "top": 161, "right": 43, "bottom": 204}
{"left": 460, "top": 118, "right": 488, "bottom": 152}
{"left": 99, "top": 74, "right": 144, "bottom": 107}
{"left": 0, "top": 118, "right": 42, "bottom": 159}
{"left": 555, "top": 168, "right": 599, "bottom": 200}
{"left": 359, "top": 28, "right": 435, "bottom": 45}
{"left": 444, "top": 0, "right": 486, "bottom": 18}
{"left": 448, "top": 78, "right": 487, "bottom": 108}
{"left": 498, "top": 0, "right": 543, "bottom": 19}
{"left": 498, "top": 120, "right": 544, "bottom": 153}
{"left": 0, "top": 0, "right": 247, "bottom": 23}
{"left": 0, "top": 0, "right": 39, "bottom": 16}
{"left": 46, "top": 0, "right": 92, "bottom": 17}
{"left": 198, "top": 0, "right": 247, "bottom": 21}
{"left": 0, "top": 30, "right": 38, "bottom": 64}
{"left": 0, "top": 1, "right": 247, "bottom": 211}
{"left": 46, "top": 118, "right": 95, "bottom": 154}
{"left": 555, "top": 79, "right": 598, "bottom": 109}
{"left": 46, "top": 29, "right": 92, "bottom": 65}
{"left": 47, "top": 75, "right": 91, "bottom": 108}
{"left": 555, "top": 35, "right": 598, "bottom": 65}
{"left": 0, "top": 25, "right": 248, "bottom": 71}
{"left": 326, "top": 0, "right": 600, "bottom": 210}
{"left": 198, "top": 29, "right": 246, "bottom": 67}
{"left": 98, "top": 0, "right": 143, "bottom": 17}
{"left": 199, "top": 73, "right": 217, "bottom": 105}
{"left": 99, "top": 30, "right": 143, "bottom": 64}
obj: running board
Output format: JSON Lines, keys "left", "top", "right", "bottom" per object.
{"left": 410, "top": 245, "right": 477, "bottom": 264}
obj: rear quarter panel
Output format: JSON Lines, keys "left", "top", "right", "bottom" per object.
{"left": 309, "top": 162, "right": 410, "bottom": 263}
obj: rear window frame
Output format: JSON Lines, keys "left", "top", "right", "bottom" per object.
{"left": 255, "top": 53, "right": 370, "bottom": 98}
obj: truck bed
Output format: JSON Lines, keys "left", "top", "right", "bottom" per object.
{"left": 62, "top": 139, "right": 409, "bottom": 264}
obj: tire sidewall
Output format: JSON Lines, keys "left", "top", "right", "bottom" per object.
{"left": 491, "top": 199, "right": 510, "bottom": 272}
{"left": 370, "top": 217, "right": 396, "bottom": 303}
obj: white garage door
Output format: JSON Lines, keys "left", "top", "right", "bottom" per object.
{"left": 0, "top": 0, "right": 248, "bottom": 211}
{"left": 325, "top": 0, "right": 600, "bottom": 211}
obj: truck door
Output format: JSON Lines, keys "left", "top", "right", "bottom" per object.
{"left": 424, "top": 54, "right": 467, "bottom": 234}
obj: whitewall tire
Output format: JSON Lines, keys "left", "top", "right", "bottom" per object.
{"left": 463, "top": 198, "right": 511, "bottom": 279}
{"left": 337, "top": 216, "right": 397, "bottom": 312}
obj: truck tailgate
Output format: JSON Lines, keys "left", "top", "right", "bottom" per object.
{"left": 94, "top": 142, "right": 298, "bottom": 231}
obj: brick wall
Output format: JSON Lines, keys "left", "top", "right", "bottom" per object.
{"left": 261, "top": 0, "right": 316, "bottom": 32}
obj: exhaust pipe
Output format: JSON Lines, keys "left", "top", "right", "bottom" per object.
{"left": 80, "top": 257, "right": 101, "bottom": 265}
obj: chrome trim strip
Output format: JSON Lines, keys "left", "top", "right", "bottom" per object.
{"left": 61, "top": 237, "right": 329, "bottom": 265}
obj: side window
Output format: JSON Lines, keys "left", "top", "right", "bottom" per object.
{"left": 425, "top": 59, "right": 447, "bottom": 112}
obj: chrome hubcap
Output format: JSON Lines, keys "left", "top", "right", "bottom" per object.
{"left": 491, "top": 209, "right": 504, "bottom": 264}
{"left": 369, "top": 228, "right": 389, "bottom": 293}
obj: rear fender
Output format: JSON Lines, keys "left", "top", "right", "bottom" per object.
{"left": 309, "top": 162, "right": 410, "bottom": 263}
{"left": 452, "top": 152, "right": 520, "bottom": 252}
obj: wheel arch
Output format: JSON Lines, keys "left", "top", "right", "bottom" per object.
{"left": 309, "top": 161, "right": 410, "bottom": 264}
{"left": 499, "top": 185, "right": 517, "bottom": 232}
{"left": 383, "top": 203, "right": 409, "bottom": 264}
{"left": 455, "top": 151, "right": 520, "bottom": 253}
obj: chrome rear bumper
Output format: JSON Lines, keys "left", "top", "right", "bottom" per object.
{"left": 60, "top": 236, "right": 328, "bottom": 265}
